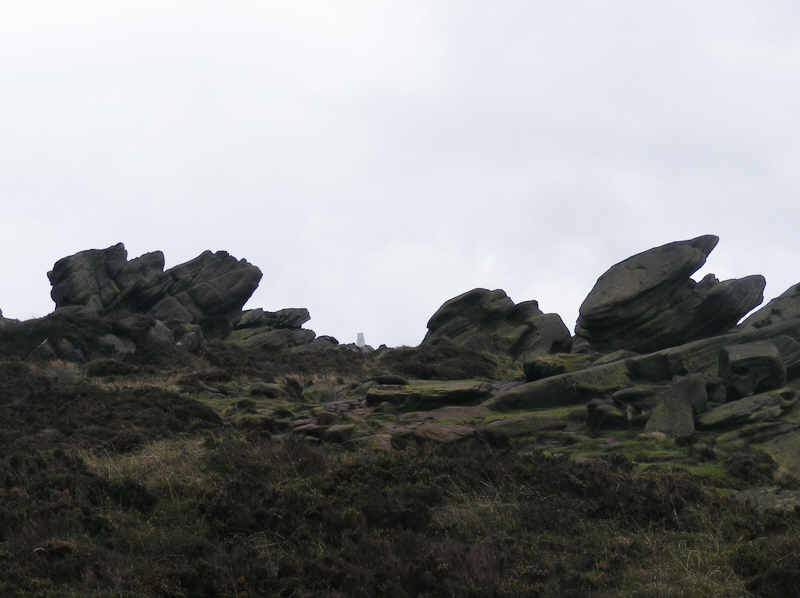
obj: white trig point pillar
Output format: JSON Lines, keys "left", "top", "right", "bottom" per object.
{"left": 356, "top": 332, "right": 365, "bottom": 348}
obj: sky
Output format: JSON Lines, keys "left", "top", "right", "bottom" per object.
{"left": 2, "top": 1, "right": 799, "bottom": 347}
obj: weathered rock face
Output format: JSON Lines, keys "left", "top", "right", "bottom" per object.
{"left": 228, "top": 327, "right": 316, "bottom": 351}
{"left": 719, "top": 341, "right": 787, "bottom": 400}
{"left": 365, "top": 379, "right": 492, "bottom": 411}
{"left": 490, "top": 318, "right": 800, "bottom": 411}
{"left": 234, "top": 308, "right": 310, "bottom": 330}
{"left": 574, "top": 235, "right": 765, "bottom": 353}
{"left": 225, "top": 308, "right": 320, "bottom": 351}
{"left": 48, "top": 243, "right": 130, "bottom": 312}
{"left": 740, "top": 283, "right": 800, "bottom": 330}
{"left": 422, "top": 288, "right": 571, "bottom": 360}
{"left": 645, "top": 393, "right": 695, "bottom": 439}
{"left": 697, "top": 388, "right": 799, "bottom": 430}
{"left": 48, "top": 243, "right": 262, "bottom": 337}
{"left": 672, "top": 373, "right": 709, "bottom": 414}
{"left": 149, "top": 251, "right": 262, "bottom": 332}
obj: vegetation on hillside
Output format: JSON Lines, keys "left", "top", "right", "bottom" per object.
{"left": 1, "top": 350, "right": 799, "bottom": 598}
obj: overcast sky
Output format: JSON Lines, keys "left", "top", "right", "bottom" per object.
{"left": 2, "top": 1, "right": 798, "bottom": 346}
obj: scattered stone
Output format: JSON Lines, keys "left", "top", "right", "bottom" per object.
{"left": 366, "top": 380, "right": 492, "bottom": 410}
{"left": 697, "top": 389, "right": 799, "bottom": 429}
{"left": 586, "top": 398, "right": 630, "bottom": 432}
{"left": 392, "top": 423, "right": 475, "bottom": 447}
{"left": 574, "top": 235, "right": 765, "bottom": 353}
{"left": 719, "top": 342, "right": 786, "bottom": 399}
{"left": 644, "top": 393, "right": 695, "bottom": 439}
{"left": 356, "top": 433, "right": 393, "bottom": 452}
{"left": 481, "top": 414, "right": 567, "bottom": 444}
{"left": 736, "top": 487, "right": 800, "bottom": 512}
{"left": 323, "top": 424, "right": 356, "bottom": 443}
{"left": 250, "top": 382, "right": 283, "bottom": 397}
{"left": 292, "top": 423, "right": 326, "bottom": 438}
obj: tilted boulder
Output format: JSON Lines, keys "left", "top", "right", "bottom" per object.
{"left": 235, "top": 308, "right": 310, "bottom": 330}
{"left": 228, "top": 327, "right": 316, "bottom": 351}
{"left": 48, "top": 243, "right": 262, "bottom": 337}
{"left": 421, "top": 288, "right": 571, "bottom": 360}
{"left": 574, "top": 235, "right": 765, "bottom": 353}
{"left": 740, "top": 282, "right": 800, "bottom": 329}
{"left": 719, "top": 341, "right": 787, "bottom": 399}
{"left": 146, "top": 250, "right": 263, "bottom": 335}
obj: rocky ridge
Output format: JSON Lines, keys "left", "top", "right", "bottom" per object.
{"left": 3, "top": 234, "right": 800, "bottom": 597}
{"left": 3, "top": 235, "right": 800, "bottom": 499}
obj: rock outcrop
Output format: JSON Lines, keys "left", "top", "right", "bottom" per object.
{"left": 644, "top": 392, "right": 695, "bottom": 439}
{"left": 421, "top": 288, "right": 571, "bottom": 360}
{"left": 574, "top": 235, "right": 765, "bottom": 353}
{"left": 740, "top": 282, "right": 800, "bottom": 329}
{"left": 490, "top": 318, "right": 800, "bottom": 411}
{"left": 719, "top": 341, "right": 786, "bottom": 399}
{"left": 48, "top": 243, "right": 263, "bottom": 337}
{"left": 234, "top": 308, "right": 310, "bottom": 331}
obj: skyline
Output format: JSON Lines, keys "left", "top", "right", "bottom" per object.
{"left": 2, "top": 2, "right": 798, "bottom": 346}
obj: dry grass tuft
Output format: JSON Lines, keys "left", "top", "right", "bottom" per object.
{"left": 81, "top": 437, "right": 210, "bottom": 489}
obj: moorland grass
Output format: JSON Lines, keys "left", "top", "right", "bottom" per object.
{"left": 2, "top": 430, "right": 799, "bottom": 597}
